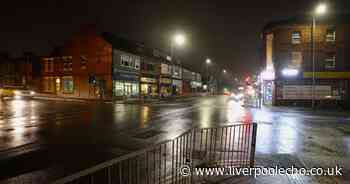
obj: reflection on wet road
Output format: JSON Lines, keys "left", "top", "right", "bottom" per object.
{"left": 0, "top": 96, "right": 350, "bottom": 183}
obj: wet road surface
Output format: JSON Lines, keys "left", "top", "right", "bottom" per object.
{"left": 0, "top": 96, "right": 350, "bottom": 183}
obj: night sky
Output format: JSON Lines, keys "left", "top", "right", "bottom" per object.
{"left": 1, "top": 0, "right": 349, "bottom": 77}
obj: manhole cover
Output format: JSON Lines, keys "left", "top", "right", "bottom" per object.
{"left": 133, "top": 130, "right": 164, "bottom": 139}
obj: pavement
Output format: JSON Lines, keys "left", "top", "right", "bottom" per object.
{"left": 0, "top": 96, "right": 350, "bottom": 183}
{"left": 33, "top": 92, "right": 205, "bottom": 104}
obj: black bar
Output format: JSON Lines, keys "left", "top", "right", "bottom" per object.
{"left": 250, "top": 123, "right": 258, "bottom": 168}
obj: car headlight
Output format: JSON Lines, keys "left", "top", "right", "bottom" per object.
{"left": 14, "top": 90, "right": 20, "bottom": 95}
{"left": 30, "top": 91, "right": 35, "bottom": 95}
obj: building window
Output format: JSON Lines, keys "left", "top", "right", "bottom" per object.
{"left": 63, "top": 56, "right": 73, "bottom": 72}
{"left": 291, "top": 31, "right": 301, "bottom": 44}
{"left": 135, "top": 60, "right": 140, "bottom": 70}
{"left": 326, "top": 28, "right": 336, "bottom": 42}
{"left": 120, "top": 54, "right": 140, "bottom": 70}
{"left": 44, "top": 60, "right": 54, "bottom": 73}
{"left": 62, "top": 76, "right": 74, "bottom": 93}
{"left": 290, "top": 52, "right": 302, "bottom": 68}
{"left": 80, "top": 55, "right": 88, "bottom": 70}
{"left": 113, "top": 81, "right": 139, "bottom": 97}
{"left": 325, "top": 53, "right": 336, "bottom": 70}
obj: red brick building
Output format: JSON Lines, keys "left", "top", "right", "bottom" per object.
{"left": 261, "top": 15, "right": 350, "bottom": 106}
{"left": 41, "top": 26, "right": 113, "bottom": 99}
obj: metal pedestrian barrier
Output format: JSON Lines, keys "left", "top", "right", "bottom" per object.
{"left": 52, "top": 123, "right": 258, "bottom": 184}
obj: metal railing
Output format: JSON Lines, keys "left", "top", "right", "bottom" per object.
{"left": 52, "top": 123, "right": 257, "bottom": 184}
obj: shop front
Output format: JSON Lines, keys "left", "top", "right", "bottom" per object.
{"left": 191, "top": 81, "right": 202, "bottom": 93}
{"left": 113, "top": 71, "right": 139, "bottom": 98}
{"left": 140, "top": 76, "right": 158, "bottom": 97}
{"left": 160, "top": 77, "right": 172, "bottom": 97}
{"left": 172, "top": 79, "right": 182, "bottom": 96}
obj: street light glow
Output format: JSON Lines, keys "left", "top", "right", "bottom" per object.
{"left": 173, "top": 34, "right": 186, "bottom": 46}
{"left": 223, "top": 69, "right": 227, "bottom": 73}
{"left": 315, "top": 3, "right": 327, "bottom": 15}
{"left": 282, "top": 68, "right": 299, "bottom": 77}
{"left": 206, "top": 58, "right": 211, "bottom": 64}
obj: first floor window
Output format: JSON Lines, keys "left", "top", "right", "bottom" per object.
{"left": 326, "top": 27, "right": 336, "bottom": 42}
{"left": 62, "top": 76, "right": 74, "bottom": 93}
{"left": 291, "top": 31, "right": 301, "bottom": 44}
{"left": 325, "top": 53, "right": 336, "bottom": 70}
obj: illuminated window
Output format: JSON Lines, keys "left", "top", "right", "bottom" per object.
{"left": 325, "top": 53, "right": 336, "bottom": 70}
{"left": 114, "top": 81, "right": 124, "bottom": 96}
{"left": 326, "top": 28, "right": 336, "bottom": 42}
{"left": 62, "top": 76, "right": 74, "bottom": 93}
{"left": 120, "top": 54, "right": 140, "bottom": 70}
{"left": 291, "top": 31, "right": 301, "bottom": 44}
{"left": 290, "top": 52, "right": 302, "bottom": 68}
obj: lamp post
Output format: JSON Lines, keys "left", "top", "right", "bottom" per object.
{"left": 171, "top": 34, "right": 186, "bottom": 59}
{"left": 205, "top": 58, "right": 211, "bottom": 93}
{"left": 169, "top": 33, "right": 186, "bottom": 97}
{"left": 311, "top": 3, "right": 327, "bottom": 109}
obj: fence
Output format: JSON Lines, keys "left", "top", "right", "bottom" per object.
{"left": 52, "top": 123, "right": 257, "bottom": 184}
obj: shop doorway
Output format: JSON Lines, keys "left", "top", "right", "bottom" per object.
{"left": 125, "top": 83, "right": 132, "bottom": 96}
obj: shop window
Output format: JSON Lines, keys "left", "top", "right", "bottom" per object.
{"left": 62, "top": 76, "right": 74, "bottom": 93}
{"left": 114, "top": 81, "right": 139, "bottom": 97}
{"left": 325, "top": 53, "right": 336, "bottom": 70}
{"left": 326, "top": 28, "right": 336, "bottom": 42}
{"left": 291, "top": 31, "right": 301, "bottom": 44}
{"left": 114, "top": 81, "right": 124, "bottom": 96}
{"left": 43, "top": 77, "right": 54, "bottom": 92}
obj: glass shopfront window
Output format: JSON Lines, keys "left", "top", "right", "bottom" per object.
{"left": 63, "top": 76, "right": 74, "bottom": 93}
{"left": 114, "top": 81, "right": 139, "bottom": 97}
{"left": 43, "top": 77, "right": 55, "bottom": 92}
{"left": 141, "top": 83, "right": 158, "bottom": 96}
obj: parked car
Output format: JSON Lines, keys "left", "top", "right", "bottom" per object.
{"left": 0, "top": 86, "right": 35, "bottom": 99}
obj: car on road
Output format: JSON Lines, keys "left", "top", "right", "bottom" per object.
{"left": 0, "top": 86, "right": 36, "bottom": 100}
{"left": 229, "top": 92, "right": 244, "bottom": 102}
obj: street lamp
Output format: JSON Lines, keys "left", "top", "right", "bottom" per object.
{"left": 205, "top": 58, "right": 212, "bottom": 93}
{"left": 206, "top": 58, "right": 211, "bottom": 64}
{"left": 315, "top": 3, "right": 327, "bottom": 15}
{"left": 223, "top": 69, "right": 227, "bottom": 74}
{"left": 171, "top": 33, "right": 186, "bottom": 58}
{"left": 173, "top": 34, "right": 185, "bottom": 46}
{"left": 311, "top": 3, "right": 327, "bottom": 109}
{"left": 168, "top": 33, "right": 186, "bottom": 98}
